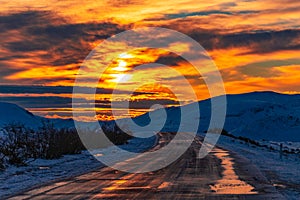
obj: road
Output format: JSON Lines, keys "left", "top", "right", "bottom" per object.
{"left": 9, "top": 133, "right": 283, "bottom": 199}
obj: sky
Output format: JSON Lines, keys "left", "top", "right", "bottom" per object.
{"left": 0, "top": 0, "right": 300, "bottom": 121}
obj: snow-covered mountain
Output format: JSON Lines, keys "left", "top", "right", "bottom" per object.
{"left": 0, "top": 102, "right": 74, "bottom": 129}
{"left": 0, "top": 91, "right": 299, "bottom": 141}
{"left": 223, "top": 92, "right": 300, "bottom": 141}
{"left": 133, "top": 91, "right": 300, "bottom": 142}
{"left": 0, "top": 102, "right": 43, "bottom": 128}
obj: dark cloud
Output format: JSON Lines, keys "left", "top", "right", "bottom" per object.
{"left": 217, "top": 29, "right": 300, "bottom": 54}
{"left": 237, "top": 59, "right": 300, "bottom": 77}
{"left": 161, "top": 75, "right": 204, "bottom": 82}
{"left": 163, "top": 21, "right": 300, "bottom": 54}
{"left": 131, "top": 91, "right": 156, "bottom": 96}
{"left": 157, "top": 24, "right": 221, "bottom": 50}
{"left": 0, "top": 95, "right": 178, "bottom": 111}
{"left": 149, "top": 9, "right": 258, "bottom": 21}
{"left": 0, "top": 67, "right": 24, "bottom": 82}
{"left": 0, "top": 54, "right": 28, "bottom": 61}
{"left": 0, "top": 10, "right": 130, "bottom": 83}
{"left": 220, "top": 58, "right": 300, "bottom": 82}
{"left": 154, "top": 52, "right": 185, "bottom": 66}
{"left": 2, "top": 20, "right": 127, "bottom": 65}
{"left": 128, "top": 99, "right": 179, "bottom": 109}
{"left": 0, "top": 85, "right": 166, "bottom": 104}
{"left": 201, "top": 29, "right": 300, "bottom": 53}
{"left": 0, "top": 85, "right": 127, "bottom": 94}
{"left": 0, "top": 85, "right": 72, "bottom": 94}
{"left": 164, "top": 11, "right": 233, "bottom": 19}
{"left": 240, "top": 30, "right": 299, "bottom": 53}
{"left": 0, "top": 96, "right": 76, "bottom": 108}
{"left": 0, "top": 11, "right": 57, "bottom": 31}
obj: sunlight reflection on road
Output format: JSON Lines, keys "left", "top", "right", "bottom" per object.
{"left": 210, "top": 149, "right": 257, "bottom": 194}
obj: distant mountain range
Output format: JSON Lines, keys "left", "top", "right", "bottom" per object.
{"left": 0, "top": 91, "right": 299, "bottom": 142}
{"left": 0, "top": 102, "right": 74, "bottom": 129}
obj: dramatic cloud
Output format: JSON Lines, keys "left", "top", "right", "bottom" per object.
{"left": 237, "top": 59, "right": 300, "bottom": 77}
{"left": 0, "top": 10, "right": 130, "bottom": 85}
{"left": 1, "top": 0, "right": 300, "bottom": 119}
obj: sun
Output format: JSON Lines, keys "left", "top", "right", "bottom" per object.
{"left": 112, "top": 60, "right": 128, "bottom": 72}
{"left": 108, "top": 53, "right": 135, "bottom": 83}
{"left": 111, "top": 53, "right": 134, "bottom": 72}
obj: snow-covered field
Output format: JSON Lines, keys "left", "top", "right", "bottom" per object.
{"left": 0, "top": 136, "right": 156, "bottom": 198}
{"left": 0, "top": 151, "right": 101, "bottom": 198}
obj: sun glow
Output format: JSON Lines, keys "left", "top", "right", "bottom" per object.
{"left": 119, "top": 53, "right": 134, "bottom": 59}
{"left": 1, "top": 0, "right": 300, "bottom": 122}
{"left": 112, "top": 60, "right": 129, "bottom": 72}
{"left": 110, "top": 74, "right": 132, "bottom": 83}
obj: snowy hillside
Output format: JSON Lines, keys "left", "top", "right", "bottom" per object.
{"left": 0, "top": 102, "right": 74, "bottom": 129}
{"left": 132, "top": 91, "right": 300, "bottom": 142}
{"left": 223, "top": 92, "right": 300, "bottom": 141}
{"left": 0, "top": 102, "right": 43, "bottom": 128}
{"left": 1, "top": 91, "right": 299, "bottom": 141}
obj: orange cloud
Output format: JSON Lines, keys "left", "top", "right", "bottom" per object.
{"left": 1, "top": 0, "right": 300, "bottom": 120}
